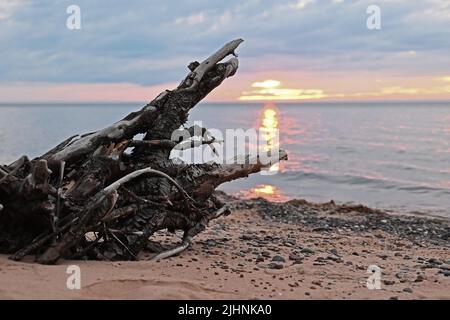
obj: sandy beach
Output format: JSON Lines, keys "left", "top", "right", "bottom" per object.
{"left": 1, "top": 194, "right": 449, "bottom": 300}
{"left": 1, "top": 0, "right": 450, "bottom": 305}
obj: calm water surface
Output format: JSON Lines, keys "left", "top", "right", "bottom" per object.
{"left": 1, "top": 102, "right": 449, "bottom": 217}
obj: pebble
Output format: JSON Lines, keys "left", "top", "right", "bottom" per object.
{"left": 440, "top": 265, "right": 450, "bottom": 271}
{"left": 247, "top": 197, "right": 450, "bottom": 246}
{"left": 403, "top": 287, "right": 413, "bottom": 293}
{"left": 300, "top": 248, "right": 315, "bottom": 254}
{"left": 326, "top": 255, "right": 342, "bottom": 263}
{"left": 428, "top": 258, "right": 442, "bottom": 265}
{"left": 241, "top": 234, "right": 253, "bottom": 241}
{"left": 289, "top": 253, "right": 303, "bottom": 261}
{"left": 414, "top": 275, "right": 425, "bottom": 282}
{"left": 330, "top": 249, "right": 340, "bottom": 256}
{"left": 272, "top": 255, "right": 286, "bottom": 263}
{"left": 383, "top": 280, "right": 395, "bottom": 286}
{"left": 395, "top": 272, "right": 408, "bottom": 281}
{"left": 313, "top": 227, "right": 329, "bottom": 232}
{"left": 268, "top": 262, "right": 284, "bottom": 270}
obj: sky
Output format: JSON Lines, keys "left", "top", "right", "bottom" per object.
{"left": 0, "top": 0, "right": 450, "bottom": 102}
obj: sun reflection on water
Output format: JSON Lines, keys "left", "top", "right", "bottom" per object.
{"left": 237, "top": 184, "right": 290, "bottom": 202}
{"left": 258, "top": 103, "right": 281, "bottom": 173}
{"left": 236, "top": 104, "right": 291, "bottom": 202}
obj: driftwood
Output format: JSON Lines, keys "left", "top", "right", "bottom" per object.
{"left": 0, "top": 39, "right": 287, "bottom": 264}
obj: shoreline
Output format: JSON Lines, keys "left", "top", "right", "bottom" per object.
{"left": 0, "top": 194, "right": 449, "bottom": 300}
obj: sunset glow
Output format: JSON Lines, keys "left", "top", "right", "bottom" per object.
{"left": 254, "top": 184, "right": 276, "bottom": 195}
{"left": 237, "top": 184, "right": 290, "bottom": 202}
{"left": 252, "top": 79, "right": 281, "bottom": 89}
{"left": 1, "top": 1, "right": 450, "bottom": 103}
{"left": 240, "top": 80, "right": 327, "bottom": 101}
{"left": 259, "top": 104, "right": 281, "bottom": 173}
{"left": 235, "top": 76, "right": 450, "bottom": 102}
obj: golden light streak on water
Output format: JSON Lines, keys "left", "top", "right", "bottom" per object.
{"left": 259, "top": 103, "right": 281, "bottom": 172}
{"left": 237, "top": 184, "right": 290, "bottom": 202}
{"left": 236, "top": 103, "right": 291, "bottom": 201}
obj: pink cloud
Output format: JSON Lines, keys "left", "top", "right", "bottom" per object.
{"left": 0, "top": 82, "right": 178, "bottom": 103}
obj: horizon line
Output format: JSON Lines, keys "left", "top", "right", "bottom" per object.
{"left": 1, "top": 99, "right": 450, "bottom": 105}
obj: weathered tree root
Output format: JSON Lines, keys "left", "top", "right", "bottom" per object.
{"left": 0, "top": 39, "right": 288, "bottom": 264}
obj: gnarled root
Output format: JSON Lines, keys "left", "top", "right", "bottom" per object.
{"left": 0, "top": 38, "right": 288, "bottom": 264}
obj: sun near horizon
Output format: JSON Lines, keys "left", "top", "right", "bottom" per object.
{"left": 236, "top": 77, "right": 450, "bottom": 103}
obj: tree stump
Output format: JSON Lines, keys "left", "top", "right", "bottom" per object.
{"left": 0, "top": 39, "right": 287, "bottom": 264}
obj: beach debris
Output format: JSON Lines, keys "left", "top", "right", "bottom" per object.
{"left": 271, "top": 255, "right": 285, "bottom": 262}
{"left": 230, "top": 197, "right": 450, "bottom": 247}
{"left": 267, "top": 262, "right": 284, "bottom": 270}
{"left": 403, "top": 287, "right": 413, "bottom": 293}
{"left": 0, "top": 39, "right": 288, "bottom": 264}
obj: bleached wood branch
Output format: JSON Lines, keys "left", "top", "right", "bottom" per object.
{"left": 151, "top": 240, "right": 190, "bottom": 261}
{"left": 44, "top": 105, "right": 158, "bottom": 164}
{"left": 102, "top": 167, "right": 195, "bottom": 206}
{"left": 178, "top": 38, "right": 243, "bottom": 92}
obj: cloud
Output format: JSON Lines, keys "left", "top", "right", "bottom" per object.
{"left": 0, "top": 0, "right": 24, "bottom": 20}
{"left": 0, "top": 81, "right": 177, "bottom": 102}
{"left": 330, "top": 84, "right": 450, "bottom": 99}
{"left": 0, "top": 0, "right": 449, "bottom": 101}
{"left": 291, "top": 0, "right": 315, "bottom": 10}
{"left": 252, "top": 80, "right": 281, "bottom": 88}
{"left": 240, "top": 80, "right": 327, "bottom": 101}
{"left": 174, "top": 12, "right": 205, "bottom": 27}
{"left": 380, "top": 85, "right": 450, "bottom": 95}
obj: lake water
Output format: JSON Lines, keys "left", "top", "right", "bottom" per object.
{"left": 1, "top": 102, "right": 450, "bottom": 217}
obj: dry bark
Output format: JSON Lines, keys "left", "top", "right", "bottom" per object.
{"left": 0, "top": 39, "right": 287, "bottom": 264}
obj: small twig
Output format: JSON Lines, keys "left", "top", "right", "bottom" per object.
{"left": 101, "top": 204, "right": 138, "bottom": 223}
{"left": 0, "top": 156, "right": 26, "bottom": 185}
{"left": 103, "top": 167, "right": 196, "bottom": 208}
{"left": 9, "top": 217, "right": 78, "bottom": 261}
{"left": 177, "top": 38, "right": 243, "bottom": 92}
{"left": 54, "top": 160, "right": 65, "bottom": 229}
{"left": 0, "top": 166, "right": 9, "bottom": 176}
{"left": 107, "top": 229, "right": 144, "bottom": 236}
{"left": 128, "top": 139, "right": 176, "bottom": 149}
{"left": 120, "top": 187, "right": 162, "bottom": 206}
{"left": 68, "top": 233, "right": 103, "bottom": 259}
{"left": 211, "top": 205, "right": 230, "bottom": 219}
{"left": 150, "top": 205, "right": 229, "bottom": 261}
{"left": 151, "top": 239, "right": 191, "bottom": 261}
{"left": 108, "top": 229, "right": 138, "bottom": 260}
